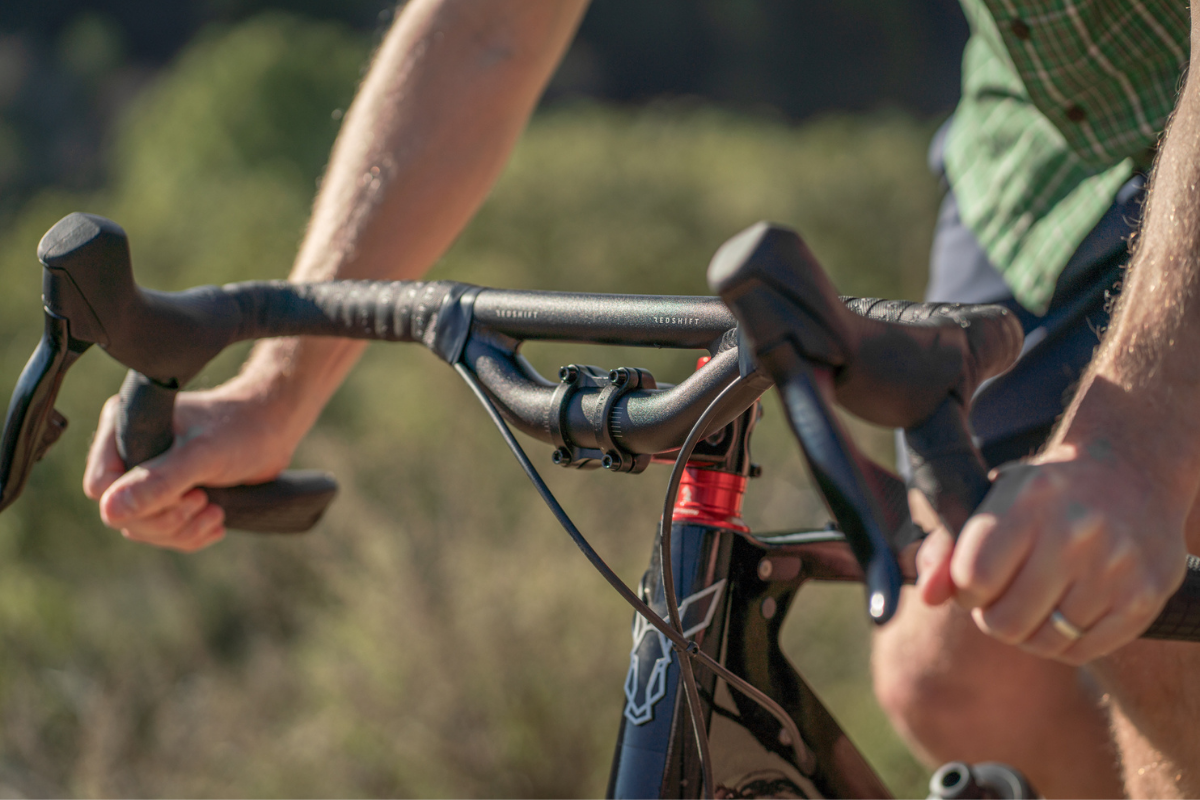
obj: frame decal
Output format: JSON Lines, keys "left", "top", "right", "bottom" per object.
{"left": 623, "top": 579, "right": 726, "bottom": 726}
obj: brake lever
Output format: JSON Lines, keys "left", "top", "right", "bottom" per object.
{"left": 773, "top": 358, "right": 906, "bottom": 622}
{"left": 710, "top": 223, "right": 912, "bottom": 623}
{"left": 0, "top": 212, "right": 338, "bottom": 533}
{"left": 0, "top": 312, "right": 91, "bottom": 512}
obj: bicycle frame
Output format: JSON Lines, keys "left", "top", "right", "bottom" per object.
{"left": 608, "top": 403, "right": 890, "bottom": 799}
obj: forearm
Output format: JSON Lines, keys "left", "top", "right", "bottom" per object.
{"left": 233, "top": 0, "right": 588, "bottom": 434}
{"left": 1054, "top": 37, "right": 1200, "bottom": 503}
{"left": 293, "top": 0, "right": 588, "bottom": 285}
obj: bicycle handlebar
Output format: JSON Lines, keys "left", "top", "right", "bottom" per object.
{"left": 0, "top": 213, "right": 768, "bottom": 530}
{"left": 6, "top": 212, "right": 1200, "bottom": 641}
{"left": 710, "top": 221, "right": 1200, "bottom": 640}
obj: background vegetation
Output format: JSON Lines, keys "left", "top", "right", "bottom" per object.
{"left": 0, "top": 13, "right": 944, "bottom": 798}
{"left": 0, "top": 0, "right": 967, "bottom": 216}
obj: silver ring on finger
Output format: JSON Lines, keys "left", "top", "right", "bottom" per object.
{"left": 1049, "top": 609, "right": 1085, "bottom": 642}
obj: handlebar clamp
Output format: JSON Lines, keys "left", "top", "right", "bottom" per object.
{"left": 548, "top": 364, "right": 656, "bottom": 474}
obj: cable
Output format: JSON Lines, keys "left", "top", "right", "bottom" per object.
{"left": 455, "top": 361, "right": 814, "bottom": 792}
{"left": 453, "top": 363, "right": 692, "bottom": 651}
{"left": 656, "top": 377, "right": 754, "bottom": 797}
{"left": 658, "top": 378, "right": 815, "bottom": 776}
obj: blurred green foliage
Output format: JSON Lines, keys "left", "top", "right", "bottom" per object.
{"left": 0, "top": 14, "right": 941, "bottom": 798}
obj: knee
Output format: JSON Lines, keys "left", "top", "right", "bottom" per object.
{"left": 872, "top": 642, "right": 967, "bottom": 761}
{"left": 870, "top": 606, "right": 1006, "bottom": 761}
{"left": 872, "top": 609, "right": 1094, "bottom": 765}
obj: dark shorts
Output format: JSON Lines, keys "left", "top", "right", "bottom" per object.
{"left": 906, "top": 128, "right": 1145, "bottom": 469}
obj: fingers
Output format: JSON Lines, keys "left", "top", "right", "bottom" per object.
{"left": 98, "top": 431, "right": 222, "bottom": 527}
{"left": 1010, "top": 583, "right": 1154, "bottom": 667}
{"left": 83, "top": 395, "right": 125, "bottom": 500}
{"left": 1041, "top": 598, "right": 1160, "bottom": 666}
{"left": 949, "top": 466, "right": 1084, "bottom": 651}
{"left": 949, "top": 467, "right": 1047, "bottom": 609}
{"left": 905, "top": 488, "right": 957, "bottom": 605}
{"left": 949, "top": 453, "right": 1188, "bottom": 663}
{"left": 950, "top": 511, "right": 1034, "bottom": 611}
{"left": 85, "top": 392, "right": 231, "bottom": 550}
{"left": 970, "top": 521, "right": 1085, "bottom": 644}
{"left": 1016, "top": 531, "right": 1183, "bottom": 664}
{"left": 82, "top": 381, "right": 303, "bottom": 551}
{"left": 117, "top": 488, "right": 227, "bottom": 552}
{"left": 1016, "top": 589, "right": 1112, "bottom": 665}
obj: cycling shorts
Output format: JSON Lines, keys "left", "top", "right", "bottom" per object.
{"left": 916, "top": 173, "right": 1144, "bottom": 468}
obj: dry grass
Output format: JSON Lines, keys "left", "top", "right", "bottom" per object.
{"left": 0, "top": 15, "right": 941, "bottom": 798}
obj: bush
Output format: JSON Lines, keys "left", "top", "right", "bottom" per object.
{"left": 0, "top": 14, "right": 938, "bottom": 798}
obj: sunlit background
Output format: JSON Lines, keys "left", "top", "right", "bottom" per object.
{"left": 0, "top": 2, "right": 966, "bottom": 796}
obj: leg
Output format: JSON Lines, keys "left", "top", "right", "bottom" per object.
{"left": 873, "top": 596, "right": 1123, "bottom": 798}
{"left": 1089, "top": 502, "right": 1200, "bottom": 798}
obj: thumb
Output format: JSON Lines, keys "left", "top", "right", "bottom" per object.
{"left": 99, "top": 438, "right": 218, "bottom": 526}
{"left": 916, "top": 526, "right": 956, "bottom": 605}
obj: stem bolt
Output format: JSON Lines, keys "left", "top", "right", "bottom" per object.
{"left": 559, "top": 365, "right": 578, "bottom": 383}
{"left": 552, "top": 447, "right": 571, "bottom": 466}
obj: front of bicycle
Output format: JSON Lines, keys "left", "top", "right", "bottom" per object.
{"left": 5, "top": 213, "right": 1200, "bottom": 799}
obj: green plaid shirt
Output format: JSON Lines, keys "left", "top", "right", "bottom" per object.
{"left": 946, "top": 0, "right": 1188, "bottom": 312}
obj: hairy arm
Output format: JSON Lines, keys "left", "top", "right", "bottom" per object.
{"left": 917, "top": 13, "right": 1200, "bottom": 663}
{"left": 83, "top": 0, "right": 589, "bottom": 548}
{"left": 257, "top": 0, "right": 589, "bottom": 441}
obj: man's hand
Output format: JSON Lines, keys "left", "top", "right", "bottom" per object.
{"left": 77, "top": 0, "right": 591, "bottom": 552}
{"left": 82, "top": 376, "right": 301, "bottom": 552}
{"left": 915, "top": 435, "right": 1189, "bottom": 665}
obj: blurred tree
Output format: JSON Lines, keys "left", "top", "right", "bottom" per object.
{"left": 0, "top": 12, "right": 940, "bottom": 799}
{"left": 0, "top": 0, "right": 966, "bottom": 218}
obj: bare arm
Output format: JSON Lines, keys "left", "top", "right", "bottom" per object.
{"left": 243, "top": 0, "right": 590, "bottom": 457}
{"left": 1074, "top": 40, "right": 1200, "bottom": 491}
{"left": 917, "top": 9, "right": 1200, "bottom": 663}
{"left": 82, "top": 0, "right": 589, "bottom": 548}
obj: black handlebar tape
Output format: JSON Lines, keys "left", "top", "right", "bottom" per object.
{"left": 115, "top": 371, "right": 336, "bottom": 534}
{"left": 843, "top": 298, "right": 1008, "bottom": 533}
{"left": 201, "top": 476, "right": 338, "bottom": 534}
{"left": 706, "top": 222, "right": 1022, "bottom": 430}
{"left": 115, "top": 372, "right": 178, "bottom": 467}
{"left": 833, "top": 298, "right": 1022, "bottom": 428}
{"left": 38, "top": 213, "right": 472, "bottom": 384}
{"left": 227, "top": 280, "right": 476, "bottom": 360}
{"left": 840, "top": 297, "right": 1023, "bottom": 404}
{"left": 1143, "top": 555, "right": 1200, "bottom": 641}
